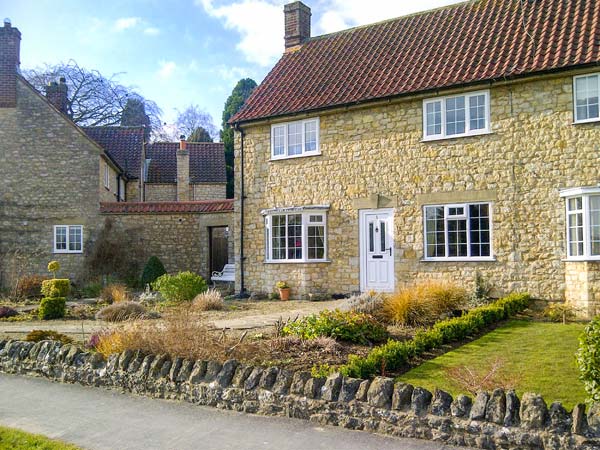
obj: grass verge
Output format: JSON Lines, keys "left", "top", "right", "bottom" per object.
{"left": 398, "top": 319, "right": 586, "bottom": 410}
{"left": 0, "top": 425, "right": 80, "bottom": 450}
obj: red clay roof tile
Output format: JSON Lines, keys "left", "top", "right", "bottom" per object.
{"left": 100, "top": 199, "right": 234, "bottom": 214}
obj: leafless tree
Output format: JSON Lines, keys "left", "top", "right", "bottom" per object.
{"left": 175, "top": 104, "right": 217, "bottom": 141}
{"left": 23, "top": 60, "right": 162, "bottom": 131}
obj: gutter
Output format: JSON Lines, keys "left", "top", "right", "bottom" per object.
{"left": 234, "top": 123, "right": 249, "bottom": 298}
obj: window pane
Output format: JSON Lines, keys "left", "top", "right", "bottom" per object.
{"left": 55, "top": 227, "right": 67, "bottom": 250}
{"left": 69, "top": 226, "right": 82, "bottom": 251}
{"left": 273, "top": 126, "right": 285, "bottom": 156}
{"left": 369, "top": 222, "right": 374, "bottom": 252}
{"left": 469, "top": 204, "right": 490, "bottom": 257}
{"left": 425, "top": 206, "right": 445, "bottom": 257}
{"left": 469, "top": 94, "right": 486, "bottom": 130}
{"left": 447, "top": 218, "right": 468, "bottom": 257}
{"left": 426, "top": 101, "right": 442, "bottom": 136}
{"left": 271, "top": 215, "right": 286, "bottom": 259}
{"left": 304, "top": 121, "right": 317, "bottom": 152}
{"left": 380, "top": 221, "right": 386, "bottom": 253}
{"left": 287, "top": 123, "right": 303, "bottom": 155}
{"left": 576, "top": 75, "right": 599, "bottom": 121}
{"left": 446, "top": 96, "right": 466, "bottom": 135}
{"left": 591, "top": 196, "right": 600, "bottom": 256}
{"left": 308, "top": 225, "right": 325, "bottom": 259}
{"left": 568, "top": 210, "right": 584, "bottom": 257}
{"left": 287, "top": 214, "right": 302, "bottom": 259}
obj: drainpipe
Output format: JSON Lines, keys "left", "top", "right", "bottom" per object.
{"left": 234, "top": 123, "right": 248, "bottom": 298}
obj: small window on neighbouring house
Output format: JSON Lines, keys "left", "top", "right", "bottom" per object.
{"left": 271, "top": 118, "right": 320, "bottom": 159}
{"left": 103, "top": 162, "right": 110, "bottom": 189}
{"left": 54, "top": 225, "right": 83, "bottom": 254}
{"left": 265, "top": 211, "right": 327, "bottom": 262}
{"left": 423, "top": 91, "right": 490, "bottom": 140}
{"left": 574, "top": 73, "right": 600, "bottom": 123}
{"left": 423, "top": 203, "right": 492, "bottom": 260}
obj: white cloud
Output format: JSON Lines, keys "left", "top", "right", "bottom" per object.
{"left": 158, "top": 60, "right": 177, "bottom": 79}
{"left": 143, "top": 27, "right": 161, "bottom": 36}
{"left": 113, "top": 17, "right": 142, "bottom": 32}
{"left": 198, "top": 0, "right": 463, "bottom": 66}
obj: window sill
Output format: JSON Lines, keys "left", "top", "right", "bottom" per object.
{"left": 53, "top": 251, "right": 83, "bottom": 254}
{"left": 420, "top": 257, "right": 497, "bottom": 262}
{"left": 573, "top": 118, "right": 600, "bottom": 125}
{"left": 421, "top": 130, "right": 493, "bottom": 143}
{"left": 563, "top": 257, "right": 600, "bottom": 262}
{"left": 270, "top": 152, "right": 321, "bottom": 162}
{"left": 264, "top": 259, "right": 331, "bottom": 264}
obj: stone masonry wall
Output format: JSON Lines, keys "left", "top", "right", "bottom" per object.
{"left": 192, "top": 183, "right": 227, "bottom": 201}
{"left": 234, "top": 70, "right": 600, "bottom": 300}
{"left": 565, "top": 262, "right": 600, "bottom": 318}
{"left": 145, "top": 184, "right": 177, "bottom": 202}
{"left": 98, "top": 158, "right": 120, "bottom": 203}
{"left": 103, "top": 211, "right": 234, "bottom": 281}
{"left": 0, "top": 79, "right": 105, "bottom": 287}
{"left": 0, "top": 339, "right": 598, "bottom": 450}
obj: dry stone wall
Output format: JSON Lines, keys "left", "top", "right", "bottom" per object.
{"left": 1, "top": 339, "right": 598, "bottom": 450}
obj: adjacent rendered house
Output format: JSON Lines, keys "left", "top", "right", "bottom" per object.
{"left": 0, "top": 21, "right": 232, "bottom": 287}
{"left": 230, "top": 0, "right": 600, "bottom": 315}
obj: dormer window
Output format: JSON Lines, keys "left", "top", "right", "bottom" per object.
{"left": 271, "top": 118, "right": 320, "bottom": 160}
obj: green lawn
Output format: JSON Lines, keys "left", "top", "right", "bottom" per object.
{"left": 398, "top": 320, "right": 587, "bottom": 410}
{"left": 0, "top": 426, "right": 80, "bottom": 450}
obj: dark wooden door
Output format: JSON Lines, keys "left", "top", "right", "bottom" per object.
{"left": 209, "top": 226, "right": 228, "bottom": 274}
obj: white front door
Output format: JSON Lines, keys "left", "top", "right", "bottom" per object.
{"left": 360, "top": 209, "right": 395, "bottom": 292}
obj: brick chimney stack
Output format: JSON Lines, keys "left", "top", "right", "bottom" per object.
{"left": 45, "top": 77, "right": 69, "bottom": 114}
{"left": 0, "top": 19, "right": 21, "bottom": 108}
{"left": 284, "top": 2, "right": 311, "bottom": 51}
{"left": 177, "top": 135, "right": 190, "bottom": 201}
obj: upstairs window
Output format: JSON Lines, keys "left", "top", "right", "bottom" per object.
{"left": 54, "top": 225, "right": 83, "bottom": 254}
{"left": 264, "top": 210, "right": 327, "bottom": 262}
{"left": 103, "top": 162, "right": 110, "bottom": 189}
{"left": 271, "top": 118, "right": 320, "bottom": 159}
{"left": 423, "top": 202, "right": 493, "bottom": 260}
{"left": 574, "top": 73, "right": 600, "bottom": 123}
{"left": 423, "top": 91, "right": 490, "bottom": 140}
{"left": 561, "top": 187, "right": 600, "bottom": 259}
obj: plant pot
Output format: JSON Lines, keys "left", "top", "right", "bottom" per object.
{"left": 279, "top": 288, "right": 290, "bottom": 301}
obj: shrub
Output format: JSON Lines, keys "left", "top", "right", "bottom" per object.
{"left": 193, "top": 289, "right": 224, "bottom": 311}
{"left": 544, "top": 302, "right": 577, "bottom": 324}
{"left": 100, "top": 283, "right": 131, "bottom": 304}
{"left": 152, "top": 271, "right": 207, "bottom": 304}
{"left": 382, "top": 281, "right": 468, "bottom": 326}
{"left": 95, "top": 301, "right": 148, "bottom": 322}
{"left": 345, "top": 291, "right": 386, "bottom": 316}
{"left": 140, "top": 256, "right": 167, "bottom": 288}
{"left": 311, "top": 363, "right": 335, "bottom": 379}
{"left": 94, "top": 330, "right": 128, "bottom": 358}
{"left": 25, "top": 329, "right": 73, "bottom": 345}
{"left": 340, "top": 292, "right": 530, "bottom": 378}
{"left": 282, "top": 309, "right": 389, "bottom": 345}
{"left": 0, "top": 306, "right": 18, "bottom": 319}
{"left": 81, "top": 282, "right": 102, "bottom": 298}
{"left": 38, "top": 297, "right": 66, "bottom": 320}
{"left": 47, "top": 260, "right": 60, "bottom": 278}
{"left": 577, "top": 316, "right": 600, "bottom": 402}
{"left": 15, "top": 275, "right": 49, "bottom": 299}
{"left": 41, "top": 279, "right": 70, "bottom": 298}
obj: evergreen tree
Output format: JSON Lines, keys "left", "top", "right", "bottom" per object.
{"left": 188, "top": 126, "right": 213, "bottom": 142}
{"left": 121, "top": 97, "right": 152, "bottom": 140}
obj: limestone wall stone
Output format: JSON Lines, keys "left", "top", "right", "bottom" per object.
{"left": 192, "top": 183, "right": 227, "bottom": 201}
{"left": 98, "top": 158, "right": 120, "bottom": 203}
{"left": 145, "top": 184, "right": 177, "bottom": 202}
{"left": 102, "top": 211, "right": 234, "bottom": 280}
{"left": 234, "top": 71, "right": 600, "bottom": 300}
{"left": 126, "top": 180, "right": 141, "bottom": 202}
{"left": 1, "top": 339, "right": 598, "bottom": 450}
{"left": 0, "top": 79, "right": 105, "bottom": 287}
{"left": 565, "top": 262, "right": 600, "bottom": 317}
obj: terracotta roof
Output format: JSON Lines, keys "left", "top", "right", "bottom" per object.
{"left": 82, "top": 126, "right": 144, "bottom": 179}
{"left": 100, "top": 199, "right": 234, "bottom": 214}
{"left": 145, "top": 142, "right": 226, "bottom": 184}
{"left": 232, "top": 0, "right": 600, "bottom": 123}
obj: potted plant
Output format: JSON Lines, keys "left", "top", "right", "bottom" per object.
{"left": 276, "top": 281, "right": 290, "bottom": 301}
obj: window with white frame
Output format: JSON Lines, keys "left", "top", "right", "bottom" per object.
{"left": 574, "top": 73, "right": 600, "bottom": 123}
{"left": 54, "top": 225, "right": 83, "bottom": 253}
{"left": 264, "top": 210, "right": 327, "bottom": 262}
{"left": 561, "top": 188, "right": 600, "bottom": 259}
{"left": 103, "top": 161, "right": 110, "bottom": 189}
{"left": 423, "top": 202, "right": 492, "bottom": 260}
{"left": 423, "top": 91, "right": 490, "bottom": 140}
{"left": 271, "top": 118, "right": 320, "bottom": 159}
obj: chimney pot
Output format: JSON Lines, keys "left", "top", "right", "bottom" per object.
{"left": 4, "top": 18, "right": 11, "bottom": 27}
{"left": 284, "top": 1, "right": 311, "bottom": 50}
{"left": 45, "top": 77, "right": 69, "bottom": 114}
{"left": 179, "top": 136, "right": 187, "bottom": 151}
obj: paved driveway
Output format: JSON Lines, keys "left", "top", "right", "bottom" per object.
{"left": 0, "top": 374, "right": 463, "bottom": 450}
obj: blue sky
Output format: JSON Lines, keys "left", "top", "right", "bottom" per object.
{"left": 4, "top": 0, "right": 461, "bottom": 131}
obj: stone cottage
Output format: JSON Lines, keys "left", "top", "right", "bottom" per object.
{"left": 0, "top": 20, "right": 233, "bottom": 288}
{"left": 230, "top": 0, "right": 600, "bottom": 315}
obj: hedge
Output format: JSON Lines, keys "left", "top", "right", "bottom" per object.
{"left": 339, "top": 292, "right": 531, "bottom": 378}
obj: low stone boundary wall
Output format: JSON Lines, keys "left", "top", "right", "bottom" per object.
{"left": 1, "top": 339, "right": 599, "bottom": 450}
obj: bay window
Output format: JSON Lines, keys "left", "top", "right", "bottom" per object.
{"left": 271, "top": 118, "right": 320, "bottom": 159}
{"left": 264, "top": 208, "right": 327, "bottom": 262}
{"left": 423, "top": 202, "right": 493, "bottom": 260}
{"left": 561, "top": 187, "right": 600, "bottom": 259}
{"left": 423, "top": 90, "right": 490, "bottom": 140}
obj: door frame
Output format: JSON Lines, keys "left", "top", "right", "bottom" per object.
{"left": 359, "top": 208, "right": 395, "bottom": 292}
